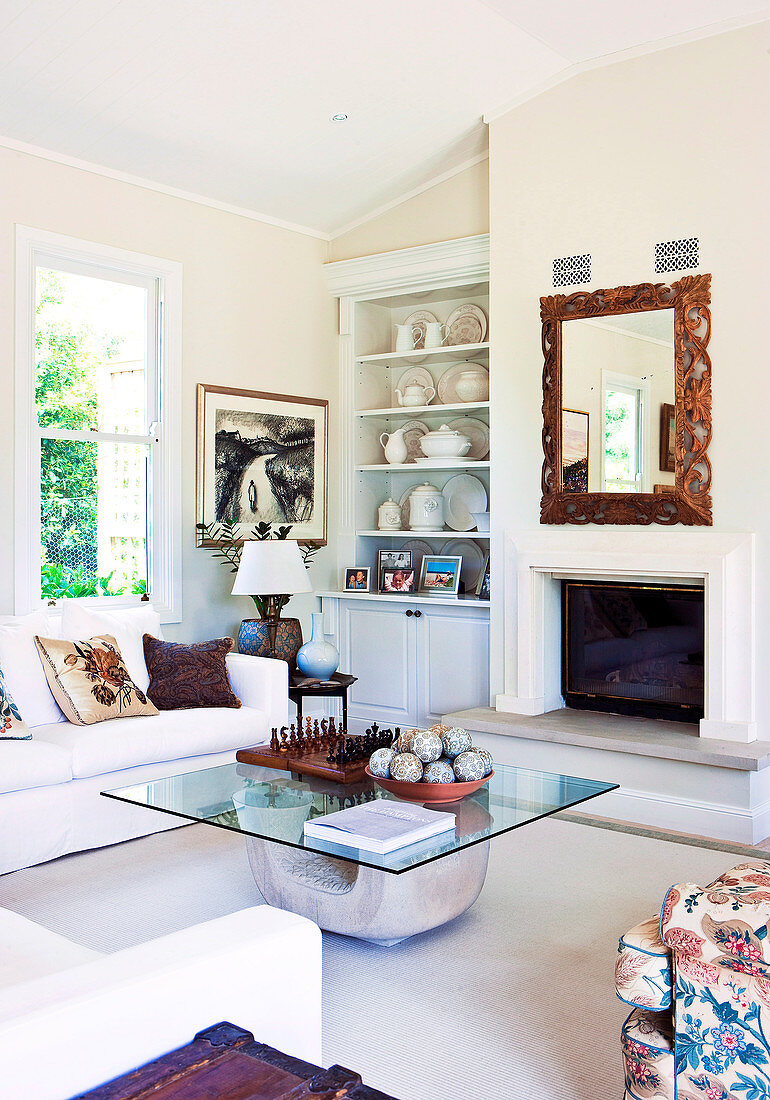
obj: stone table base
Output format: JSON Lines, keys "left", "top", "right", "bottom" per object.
{"left": 245, "top": 836, "right": 490, "bottom": 947}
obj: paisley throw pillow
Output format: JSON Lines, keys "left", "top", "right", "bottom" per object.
{"left": 34, "top": 635, "right": 159, "bottom": 726}
{"left": 142, "top": 635, "right": 240, "bottom": 710}
{"left": 0, "top": 667, "right": 32, "bottom": 739}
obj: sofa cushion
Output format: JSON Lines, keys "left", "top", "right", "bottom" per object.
{"left": 34, "top": 635, "right": 158, "bottom": 725}
{"left": 143, "top": 636, "right": 241, "bottom": 710}
{"left": 35, "top": 706, "right": 266, "bottom": 778}
{"left": 0, "top": 910, "right": 101, "bottom": 988}
{"left": 616, "top": 914, "right": 672, "bottom": 1011}
{"left": 620, "top": 1007, "right": 674, "bottom": 1100}
{"left": 0, "top": 613, "right": 64, "bottom": 728}
{"left": 0, "top": 668, "right": 31, "bottom": 740}
{"left": 61, "top": 604, "right": 163, "bottom": 694}
{"left": 0, "top": 740, "right": 72, "bottom": 794}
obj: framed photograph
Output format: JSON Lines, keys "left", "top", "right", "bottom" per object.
{"left": 344, "top": 567, "right": 370, "bottom": 591}
{"left": 561, "top": 409, "right": 589, "bottom": 492}
{"left": 197, "top": 384, "right": 328, "bottom": 545}
{"left": 476, "top": 554, "right": 490, "bottom": 600}
{"left": 475, "top": 552, "right": 490, "bottom": 598}
{"left": 659, "top": 402, "right": 675, "bottom": 473}
{"left": 381, "top": 567, "right": 416, "bottom": 594}
{"left": 418, "top": 555, "right": 462, "bottom": 597}
{"left": 377, "top": 549, "right": 412, "bottom": 590}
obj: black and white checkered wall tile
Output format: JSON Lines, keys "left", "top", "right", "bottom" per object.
{"left": 655, "top": 237, "right": 699, "bottom": 274}
{"left": 552, "top": 253, "right": 591, "bottom": 288}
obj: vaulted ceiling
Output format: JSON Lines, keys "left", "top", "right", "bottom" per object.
{"left": 0, "top": 0, "right": 765, "bottom": 236}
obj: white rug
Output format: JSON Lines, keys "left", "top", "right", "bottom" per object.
{"left": 0, "top": 817, "right": 750, "bottom": 1100}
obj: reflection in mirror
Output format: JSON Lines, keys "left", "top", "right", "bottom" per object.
{"left": 561, "top": 309, "right": 675, "bottom": 494}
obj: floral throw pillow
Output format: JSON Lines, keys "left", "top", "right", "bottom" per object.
{"left": 0, "top": 667, "right": 32, "bottom": 740}
{"left": 34, "top": 635, "right": 158, "bottom": 726}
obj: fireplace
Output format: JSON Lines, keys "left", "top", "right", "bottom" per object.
{"left": 561, "top": 580, "right": 704, "bottom": 723}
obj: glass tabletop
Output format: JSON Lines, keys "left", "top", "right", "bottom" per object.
{"left": 102, "top": 762, "right": 617, "bottom": 875}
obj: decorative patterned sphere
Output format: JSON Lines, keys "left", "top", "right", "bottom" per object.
{"left": 389, "top": 752, "right": 424, "bottom": 783}
{"left": 410, "top": 730, "right": 443, "bottom": 764}
{"left": 369, "top": 747, "right": 396, "bottom": 778}
{"left": 430, "top": 723, "right": 451, "bottom": 737}
{"left": 442, "top": 727, "right": 473, "bottom": 759}
{"left": 475, "top": 748, "right": 494, "bottom": 776}
{"left": 395, "top": 729, "right": 419, "bottom": 753}
{"left": 422, "top": 759, "right": 456, "bottom": 784}
{"left": 453, "top": 750, "right": 486, "bottom": 782}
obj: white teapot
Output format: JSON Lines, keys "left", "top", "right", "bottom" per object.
{"left": 395, "top": 382, "right": 436, "bottom": 407}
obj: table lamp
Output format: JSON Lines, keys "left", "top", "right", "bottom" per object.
{"left": 232, "top": 540, "right": 312, "bottom": 662}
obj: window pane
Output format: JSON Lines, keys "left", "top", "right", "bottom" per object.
{"left": 35, "top": 267, "right": 148, "bottom": 434}
{"left": 41, "top": 439, "right": 149, "bottom": 598}
{"left": 604, "top": 389, "right": 638, "bottom": 492}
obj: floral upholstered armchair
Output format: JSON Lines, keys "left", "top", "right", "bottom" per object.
{"left": 616, "top": 862, "right": 770, "bottom": 1100}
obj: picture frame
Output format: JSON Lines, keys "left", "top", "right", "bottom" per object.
{"left": 377, "top": 549, "right": 412, "bottom": 591}
{"left": 381, "top": 567, "right": 416, "bottom": 594}
{"left": 344, "top": 567, "right": 371, "bottom": 592}
{"left": 475, "top": 552, "right": 490, "bottom": 598}
{"left": 659, "top": 402, "right": 676, "bottom": 473}
{"left": 418, "top": 555, "right": 462, "bottom": 597}
{"left": 561, "top": 409, "right": 589, "bottom": 493}
{"left": 196, "top": 384, "right": 328, "bottom": 546}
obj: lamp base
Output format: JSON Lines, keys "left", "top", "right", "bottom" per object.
{"left": 238, "top": 617, "right": 303, "bottom": 668}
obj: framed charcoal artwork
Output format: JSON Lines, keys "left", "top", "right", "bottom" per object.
{"left": 197, "top": 384, "right": 328, "bottom": 545}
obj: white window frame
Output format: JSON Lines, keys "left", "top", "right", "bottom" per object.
{"left": 600, "top": 369, "right": 651, "bottom": 494}
{"left": 15, "top": 226, "right": 182, "bottom": 623}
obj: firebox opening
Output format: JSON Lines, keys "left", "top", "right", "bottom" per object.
{"left": 561, "top": 580, "right": 704, "bottom": 724}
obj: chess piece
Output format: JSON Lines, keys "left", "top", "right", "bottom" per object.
{"left": 270, "top": 727, "right": 279, "bottom": 752}
{"left": 289, "top": 724, "right": 298, "bottom": 751}
{"left": 280, "top": 727, "right": 289, "bottom": 753}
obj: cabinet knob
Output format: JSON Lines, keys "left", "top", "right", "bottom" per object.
{"left": 405, "top": 609, "right": 413, "bottom": 617}
{"left": 414, "top": 610, "right": 422, "bottom": 618}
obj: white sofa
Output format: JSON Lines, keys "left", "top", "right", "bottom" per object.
{"left": 0, "top": 605, "right": 289, "bottom": 875}
{"left": 0, "top": 903, "right": 321, "bottom": 1100}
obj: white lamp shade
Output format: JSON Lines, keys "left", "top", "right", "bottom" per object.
{"left": 232, "top": 540, "right": 313, "bottom": 597}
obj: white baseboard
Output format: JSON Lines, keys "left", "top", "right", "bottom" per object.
{"left": 699, "top": 719, "right": 758, "bottom": 744}
{"left": 588, "top": 786, "right": 770, "bottom": 847}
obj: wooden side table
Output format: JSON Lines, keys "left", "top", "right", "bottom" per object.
{"left": 289, "top": 672, "right": 357, "bottom": 730}
{"left": 74, "top": 1021, "right": 399, "bottom": 1099}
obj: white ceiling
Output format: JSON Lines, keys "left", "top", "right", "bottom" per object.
{"left": 0, "top": 0, "right": 765, "bottom": 237}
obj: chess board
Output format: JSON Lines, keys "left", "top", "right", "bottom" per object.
{"left": 236, "top": 717, "right": 399, "bottom": 785}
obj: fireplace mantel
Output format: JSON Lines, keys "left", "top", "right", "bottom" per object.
{"left": 497, "top": 529, "right": 756, "bottom": 743}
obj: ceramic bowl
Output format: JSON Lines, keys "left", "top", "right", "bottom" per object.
{"left": 471, "top": 511, "right": 490, "bottom": 532}
{"left": 365, "top": 766, "right": 493, "bottom": 804}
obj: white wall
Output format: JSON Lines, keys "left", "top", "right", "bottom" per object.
{"left": 0, "top": 146, "right": 338, "bottom": 642}
{"left": 489, "top": 22, "right": 770, "bottom": 726}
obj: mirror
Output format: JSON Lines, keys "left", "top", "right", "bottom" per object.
{"left": 539, "top": 275, "right": 713, "bottom": 526}
{"left": 561, "top": 309, "right": 675, "bottom": 494}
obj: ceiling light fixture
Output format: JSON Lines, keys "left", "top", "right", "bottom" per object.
{"left": 330, "top": 113, "right": 348, "bottom": 122}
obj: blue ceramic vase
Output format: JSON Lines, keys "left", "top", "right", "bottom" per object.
{"left": 296, "top": 612, "right": 339, "bottom": 679}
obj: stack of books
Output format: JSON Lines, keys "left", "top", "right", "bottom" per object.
{"left": 303, "top": 800, "right": 456, "bottom": 854}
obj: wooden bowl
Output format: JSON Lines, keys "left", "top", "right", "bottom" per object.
{"left": 365, "top": 765, "right": 492, "bottom": 804}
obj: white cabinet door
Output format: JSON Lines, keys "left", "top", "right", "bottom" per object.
{"left": 339, "top": 601, "right": 417, "bottom": 727}
{"left": 414, "top": 604, "right": 490, "bottom": 726}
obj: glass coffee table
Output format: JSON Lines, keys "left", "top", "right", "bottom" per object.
{"left": 103, "top": 762, "right": 617, "bottom": 946}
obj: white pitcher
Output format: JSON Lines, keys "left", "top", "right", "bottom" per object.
{"left": 394, "top": 324, "right": 420, "bottom": 352}
{"left": 379, "top": 428, "right": 408, "bottom": 464}
{"left": 424, "top": 322, "right": 448, "bottom": 349}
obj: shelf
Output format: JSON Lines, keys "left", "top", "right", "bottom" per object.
{"left": 356, "top": 461, "right": 490, "bottom": 472}
{"left": 355, "top": 530, "right": 489, "bottom": 540}
{"left": 356, "top": 401, "right": 490, "bottom": 418}
{"left": 318, "top": 591, "right": 490, "bottom": 608}
{"left": 356, "top": 342, "right": 489, "bottom": 366}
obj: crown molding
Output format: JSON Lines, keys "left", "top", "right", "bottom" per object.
{"left": 323, "top": 233, "right": 490, "bottom": 298}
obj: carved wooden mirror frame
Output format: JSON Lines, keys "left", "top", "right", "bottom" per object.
{"left": 539, "top": 273, "right": 712, "bottom": 526}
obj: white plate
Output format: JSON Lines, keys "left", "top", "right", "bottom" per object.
{"left": 400, "top": 539, "right": 434, "bottom": 573}
{"left": 400, "top": 420, "right": 430, "bottom": 462}
{"left": 442, "top": 539, "right": 485, "bottom": 589}
{"left": 403, "top": 310, "right": 438, "bottom": 351}
{"left": 447, "top": 416, "right": 489, "bottom": 460}
{"left": 395, "top": 365, "right": 435, "bottom": 404}
{"left": 438, "top": 362, "right": 489, "bottom": 404}
{"left": 443, "top": 474, "right": 488, "bottom": 531}
{"left": 414, "top": 456, "right": 477, "bottom": 465}
{"left": 445, "top": 303, "right": 487, "bottom": 345}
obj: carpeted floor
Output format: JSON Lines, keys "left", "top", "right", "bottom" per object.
{"left": 0, "top": 816, "right": 755, "bottom": 1099}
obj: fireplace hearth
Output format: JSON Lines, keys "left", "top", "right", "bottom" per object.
{"left": 562, "top": 580, "right": 704, "bottom": 723}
